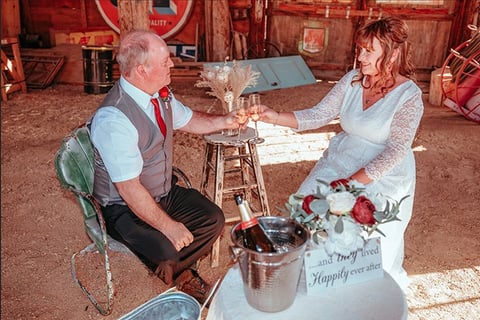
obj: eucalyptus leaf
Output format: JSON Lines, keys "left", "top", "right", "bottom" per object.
{"left": 303, "top": 214, "right": 316, "bottom": 223}
{"left": 374, "top": 227, "right": 386, "bottom": 237}
{"left": 384, "top": 201, "right": 391, "bottom": 213}
{"left": 312, "top": 231, "right": 320, "bottom": 244}
{"left": 310, "top": 199, "right": 329, "bottom": 214}
{"left": 334, "top": 216, "right": 344, "bottom": 233}
{"left": 292, "top": 194, "right": 305, "bottom": 200}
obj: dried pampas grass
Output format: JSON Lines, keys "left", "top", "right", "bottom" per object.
{"left": 195, "top": 59, "right": 260, "bottom": 113}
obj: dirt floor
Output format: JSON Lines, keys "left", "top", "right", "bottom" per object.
{"left": 1, "top": 79, "right": 480, "bottom": 320}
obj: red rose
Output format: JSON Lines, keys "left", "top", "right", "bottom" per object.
{"left": 160, "top": 86, "right": 170, "bottom": 101}
{"left": 351, "top": 195, "right": 376, "bottom": 225}
{"left": 302, "top": 195, "right": 319, "bottom": 215}
{"left": 330, "top": 179, "right": 350, "bottom": 190}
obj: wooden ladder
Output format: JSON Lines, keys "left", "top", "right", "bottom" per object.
{"left": 1, "top": 37, "right": 27, "bottom": 101}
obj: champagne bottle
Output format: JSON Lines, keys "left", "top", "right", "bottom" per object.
{"left": 234, "top": 194, "right": 276, "bottom": 253}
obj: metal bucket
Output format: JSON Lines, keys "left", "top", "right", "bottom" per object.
{"left": 82, "top": 46, "right": 114, "bottom": 94}
{"left": 119, "top": 291, "right": 201, "bottom": 320}
{"left": 230, "top": 216, "right": 310, "bottom": 312}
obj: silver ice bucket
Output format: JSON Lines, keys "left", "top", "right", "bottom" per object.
{"left": 230, "top": 216, "right": 310, "bottom": 312}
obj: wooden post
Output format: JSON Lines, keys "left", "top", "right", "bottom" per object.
{"left": 1, "top": 37, "right": 27, "bottom": 101}
{"left": 205, "top": 0, "right": 231, "bottom": 62}
{"left": 117, "top": 0, "right": 151, "bottom": 39}
{"left": 249, "top": 0, "right": 267, "bottom": 58}
{"left": 429, "top": 68, "right": 447, "bottom": 106}
{"left": 1, "top": 0, "right": 21, "bottom": 38}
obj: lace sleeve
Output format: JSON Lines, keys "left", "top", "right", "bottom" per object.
{"left": 293, "top": 72, "right": 353, "bottom": 131}
{"left": 365, "top": 91, "right": 424, "bottom": 181}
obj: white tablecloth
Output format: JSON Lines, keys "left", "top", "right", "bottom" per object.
{"left": 207, "top": 264, "right": 408, "bottom": 320}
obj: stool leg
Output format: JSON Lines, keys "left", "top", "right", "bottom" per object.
{"left": 210, "top": 144, "right": 225, "bottom": 268}
{"left": 248, "top": 142, "right": 270, "bottom": 216}
{"left": 10, "top": 41, "right": 26, "bottom": 93}
{"left": 200, "top": 143, "right": 213, "bottom": 195}
{"left": 199, "top": 143, "right": 222, "bottom": 268}
{"left": 238, "top": 145, "right": 252, "bottom": 202}
{"left": 210, "top": 240, "right": 220, "bottom": 268}
{"left": 214, "top": 145, "right": 225, "bottom": 208}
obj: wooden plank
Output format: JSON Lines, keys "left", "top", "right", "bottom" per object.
{"left": 117, "top": 0, "right": 150, "bottom": 37}
{"left": 1, "top": 0, "right": 21, "bottom": 38}
{"left": 275, "top": 4, "right": 452, "bottom": 20}
{"left": 1, "top": 37, "right": 27, "bottom": 100}
{"left": 205, "top": 0, "right": 230, "bottom": 61}
{"left": 170, "top": 59, "right": 203, "bottom": 80}
{"left": 21, "top": 55, "right": 65, "bottom": 89}
{"left": 407, "top": 20, "right": 452, "bottom": 70}
{"left": 170, "top": 68, "right": 201, "bottom": 81}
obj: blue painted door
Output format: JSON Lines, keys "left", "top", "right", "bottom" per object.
{"left": 203, "top": 55, "right": 316, "bottom": 93}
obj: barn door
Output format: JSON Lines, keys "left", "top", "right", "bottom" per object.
{"left": 203, "top": 55, "right": 316, "bottom": 93}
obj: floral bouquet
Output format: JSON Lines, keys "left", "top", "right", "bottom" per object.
{"left": 195, "top": 58, "right": 260, "bottom": 114}
{"left": 282, "top": 179, "right": 409, "bottom": 257}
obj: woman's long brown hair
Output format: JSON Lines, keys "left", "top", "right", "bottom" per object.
{"left": 352, "top": 17, "right": 416, "bottom": 95}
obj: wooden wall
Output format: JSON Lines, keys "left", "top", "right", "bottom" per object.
{"left": 266, "top": 0, "right": 463, "bottom": 80}
{"left": 16, "top": 0, "right": 203, "bottom": 48}
{"left": 2, "top": 0, "right": 478, "bottom": 83}
{"left": 1, "top": 0, "right": 21, "bottom": 38}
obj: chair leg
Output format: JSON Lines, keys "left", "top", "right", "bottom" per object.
{"left": 210, "top": 238, "right": 220, "bottom": 268}
{"left": 70, "top": 243, "right": 114, "bottom": 316}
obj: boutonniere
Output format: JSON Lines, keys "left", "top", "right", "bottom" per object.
{"left": 159, "top": 86, "right": 171, "bottom": 103}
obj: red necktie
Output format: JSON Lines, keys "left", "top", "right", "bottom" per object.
{"left": 151, "top": 98, "right": 167, "bottom": 136}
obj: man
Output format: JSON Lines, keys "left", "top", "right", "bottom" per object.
{"left": 87, "top": 29, "right": 239, "bottom": 303}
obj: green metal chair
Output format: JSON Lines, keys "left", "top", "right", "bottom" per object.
{"left": 54, "top": 125, "right": 191, "bottom": 315}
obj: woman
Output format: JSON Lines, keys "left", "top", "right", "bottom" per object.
{"left": 259, "top": 17, "right": 423, "bottom": 288}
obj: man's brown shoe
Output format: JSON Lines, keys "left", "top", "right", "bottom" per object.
{"left": 175, "top": 269, "right": 212, "bottom": 306}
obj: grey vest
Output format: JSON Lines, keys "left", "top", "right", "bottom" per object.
{"left": 88, "top": 82, "right": 174, "bottom": 206}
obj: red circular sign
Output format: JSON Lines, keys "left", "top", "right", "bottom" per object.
{"left": 95, "top": 0, "right": 194, "bottom": 39}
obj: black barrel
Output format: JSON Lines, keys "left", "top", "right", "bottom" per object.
{"left": 82, "top": 46, "right": 114, "bottom": 94}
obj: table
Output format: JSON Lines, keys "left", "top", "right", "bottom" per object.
{"left": 207, "top": 264, "right": 408, "bottom": 320}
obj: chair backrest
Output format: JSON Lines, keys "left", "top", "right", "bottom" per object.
{"left": 55, "top": 126, "right": 193, "bottom": 254}
{"left": 54, "top": 126, "right": 105, "bottom": 251}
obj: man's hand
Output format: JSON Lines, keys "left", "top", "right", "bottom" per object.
{"left": 162, "top": 220, "right": 194, "bottom": 251}
{"left": 115, "top": 177, "right": 194, "bottom": 252}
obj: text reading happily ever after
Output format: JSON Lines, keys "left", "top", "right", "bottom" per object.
{"left": 303, "top": 237, "right": 384, "bottom": 293}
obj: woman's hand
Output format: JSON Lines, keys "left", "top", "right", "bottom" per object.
{"left": 257, "top": 105, "right": 279, "bottom": 124}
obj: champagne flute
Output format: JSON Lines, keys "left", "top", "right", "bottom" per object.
{"left": 232, "top": 97, "right": 249, "bottom": 146}
{"left": 248, "top": 94, "right": 265, "bottom": 144}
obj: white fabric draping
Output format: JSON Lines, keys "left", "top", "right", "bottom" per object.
{"left": 207, "top": 264, "right": 408, "bottom": 320}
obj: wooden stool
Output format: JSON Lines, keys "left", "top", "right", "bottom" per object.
{"left": 200, "top": 127, "right": 270, "bottom": 267}
{"left": 1, "top": 37, "right": 27, "bottom": 101}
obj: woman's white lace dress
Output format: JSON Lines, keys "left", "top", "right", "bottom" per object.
{"left": 294, "top": 69, "right": 424, "bottom": 288}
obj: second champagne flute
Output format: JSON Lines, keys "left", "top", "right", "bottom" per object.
{"left": 249, "top": 94, "right": 265, "bottom": 144}
{"left": 234, "top": 97, "right": 250, "bottom": 145}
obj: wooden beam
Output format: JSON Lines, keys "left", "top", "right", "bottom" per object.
{"left": 19, "top": 0, "right": 32, "bottom": 34}
{"left": 2, "top": 0, "right": 21, "bottom": 38}
{"left": 447, "top": 0, "right": 477, "bottom": 52}
{"left": 204, "top": 0, "right": 230, "bottom": 62}
{"left": 80, "top": 0, "right": 88, "bottom": 29}
{"left": 117, "top": 0, "right": 150, "bottom": 38}
{"left": 275, "top": 4, "right": 452, "bottom": 21}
